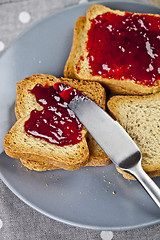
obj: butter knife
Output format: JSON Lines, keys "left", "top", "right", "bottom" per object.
{"left": 69, "top": 96, "right": 160, "bottom": 208}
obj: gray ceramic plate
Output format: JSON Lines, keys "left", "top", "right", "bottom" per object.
{"left": 0, "top": 1, "right": 160, "bottom": 231}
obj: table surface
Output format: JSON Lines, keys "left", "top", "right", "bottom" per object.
{"left": 0, "top": 0, "right": 160, "bottom": 239}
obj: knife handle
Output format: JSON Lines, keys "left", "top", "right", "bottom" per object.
{"left": 124, "top": 161, "right": 160, "bottom": 208}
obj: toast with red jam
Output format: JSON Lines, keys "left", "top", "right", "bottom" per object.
{"left": 4, "top": 74, "right": 111, "bottom": 171}
{"left": 64, "top": 5, "right": 160, "bottom": 95}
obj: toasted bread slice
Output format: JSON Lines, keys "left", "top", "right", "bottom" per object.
{"left": 64, "top": 5, "right": 160, "bottom": 95}
{"left": 5, "top": 74, "right": 111, "bottom": 171}
{"left": 107, "top": 92, "right": 160, "bottom": 179}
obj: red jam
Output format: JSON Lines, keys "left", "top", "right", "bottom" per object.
{"left": 54, "top": 82, "right": 85, "bottom": 103}
{"left": 87, "top": 12, "right": 160, "bottom": 86}
{"left": 24, "top": 84, "right": 83, "bottom": 146}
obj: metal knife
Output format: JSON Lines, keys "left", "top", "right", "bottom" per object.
{"left": 69, "top": 96, "right": 160, "bottom": 208}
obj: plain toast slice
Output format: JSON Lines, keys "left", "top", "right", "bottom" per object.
{"left": 107, "top": 92, "right": 160, "bottom": 179}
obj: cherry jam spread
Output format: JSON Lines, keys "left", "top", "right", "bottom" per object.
{"left": 24, "top": 83, "right": 83, "bottom": 146}
{"left": 54, "top": 82, "right": 85, "bottom": 103}
{"left": 86, "top": 12, "right": 160, "bottom": 86}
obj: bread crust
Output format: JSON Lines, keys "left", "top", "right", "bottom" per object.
{"left": 116, "top": 166, "right": 160, "bottom": 180}
{"left": 64, "top": 4, "right": 160, "bottom": 95}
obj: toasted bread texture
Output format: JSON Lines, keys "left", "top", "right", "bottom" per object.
{"left": 4, "top": 74, "right": 111, "bottom": 171}
{"left": 107, "top": 92, "right": 160, "bottom": 179}
{"left": 64, "top": 5, "right": 160, "bottom": 95}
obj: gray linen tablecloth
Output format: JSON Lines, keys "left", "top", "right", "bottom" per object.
{"left": 0, "top": 0, "right": 160, "bottom": 239}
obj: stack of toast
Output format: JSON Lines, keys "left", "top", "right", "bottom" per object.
{"left": 4, "top": 74, "right": 110, "bottom": 171}
{"left": 3, "top": 4, "right": 160, "bottom": 180}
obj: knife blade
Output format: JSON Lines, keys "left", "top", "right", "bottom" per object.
{"left": 69, "top": 96, "right": 160, "bottom": 208}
